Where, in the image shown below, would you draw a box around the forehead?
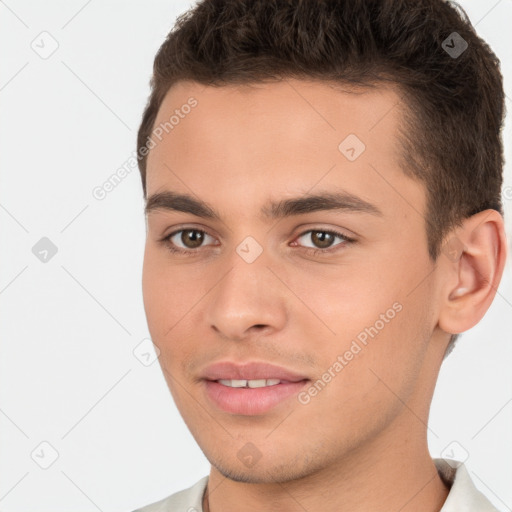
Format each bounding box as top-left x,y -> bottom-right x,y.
146,79 -> 423,220
149,79 -> 404,157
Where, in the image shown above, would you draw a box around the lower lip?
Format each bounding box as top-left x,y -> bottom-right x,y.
204,380 -> 309,415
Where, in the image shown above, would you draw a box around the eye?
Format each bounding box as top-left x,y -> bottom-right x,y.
161,228 -> 217,255
292,229 -> 355,254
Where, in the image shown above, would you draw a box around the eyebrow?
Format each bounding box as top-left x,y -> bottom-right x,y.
144,190 -> 383,220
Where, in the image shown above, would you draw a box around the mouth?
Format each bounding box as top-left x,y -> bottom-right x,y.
203,379 -> 310,415
200,360 -> 309,383
200,361 -> 310,415
216,378 -> 283,388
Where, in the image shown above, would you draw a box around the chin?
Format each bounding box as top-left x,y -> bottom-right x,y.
205,450 -> 321,484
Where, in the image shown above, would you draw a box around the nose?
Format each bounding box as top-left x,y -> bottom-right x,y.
205,252 -> 288,342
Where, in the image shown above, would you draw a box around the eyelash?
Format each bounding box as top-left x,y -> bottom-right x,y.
159,227 -> 356,257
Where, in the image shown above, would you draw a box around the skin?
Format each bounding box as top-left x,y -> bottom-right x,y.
142,78 -> 507,512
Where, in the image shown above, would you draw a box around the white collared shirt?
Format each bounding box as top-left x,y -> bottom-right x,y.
133,458 -> 499,511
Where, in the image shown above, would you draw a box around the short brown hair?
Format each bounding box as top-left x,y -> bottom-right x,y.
137,0 -> 505,262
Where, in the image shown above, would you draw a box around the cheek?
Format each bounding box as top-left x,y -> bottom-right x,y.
285,262 -> 401,347
294,304 -> 430,447
142,248 -> 187,349
289,257 -> 434,400
142,247 -> 194,329
142,257 -> 167,335
142,248 -> 208,373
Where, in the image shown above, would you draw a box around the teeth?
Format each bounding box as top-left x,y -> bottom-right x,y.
217,379 -> 281,388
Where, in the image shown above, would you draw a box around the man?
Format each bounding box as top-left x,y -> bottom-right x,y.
134,0 -> 507,510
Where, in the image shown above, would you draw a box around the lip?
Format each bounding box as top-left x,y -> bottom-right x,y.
200,361 -> 309,382
201,361 -> 310,415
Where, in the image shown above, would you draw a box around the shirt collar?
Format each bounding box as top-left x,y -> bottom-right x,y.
435,458 -> 499,511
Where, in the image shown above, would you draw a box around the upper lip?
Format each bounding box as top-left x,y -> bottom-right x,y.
201,361 -> 309,382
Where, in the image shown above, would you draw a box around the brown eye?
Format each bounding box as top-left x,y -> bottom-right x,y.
310,231 -> 336,249
293,229 -> 355,255
180,229 -> 204,249
162,228 -> 217,255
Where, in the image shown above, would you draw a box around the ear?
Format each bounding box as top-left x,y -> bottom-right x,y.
437,209 -> 508,335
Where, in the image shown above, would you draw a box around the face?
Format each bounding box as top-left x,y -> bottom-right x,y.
142,79 -> 445,483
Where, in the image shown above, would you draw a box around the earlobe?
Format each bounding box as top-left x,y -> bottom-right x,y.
438,209 -> 507,335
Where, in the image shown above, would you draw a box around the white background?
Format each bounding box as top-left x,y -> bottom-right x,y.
0,1 -> 511,511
